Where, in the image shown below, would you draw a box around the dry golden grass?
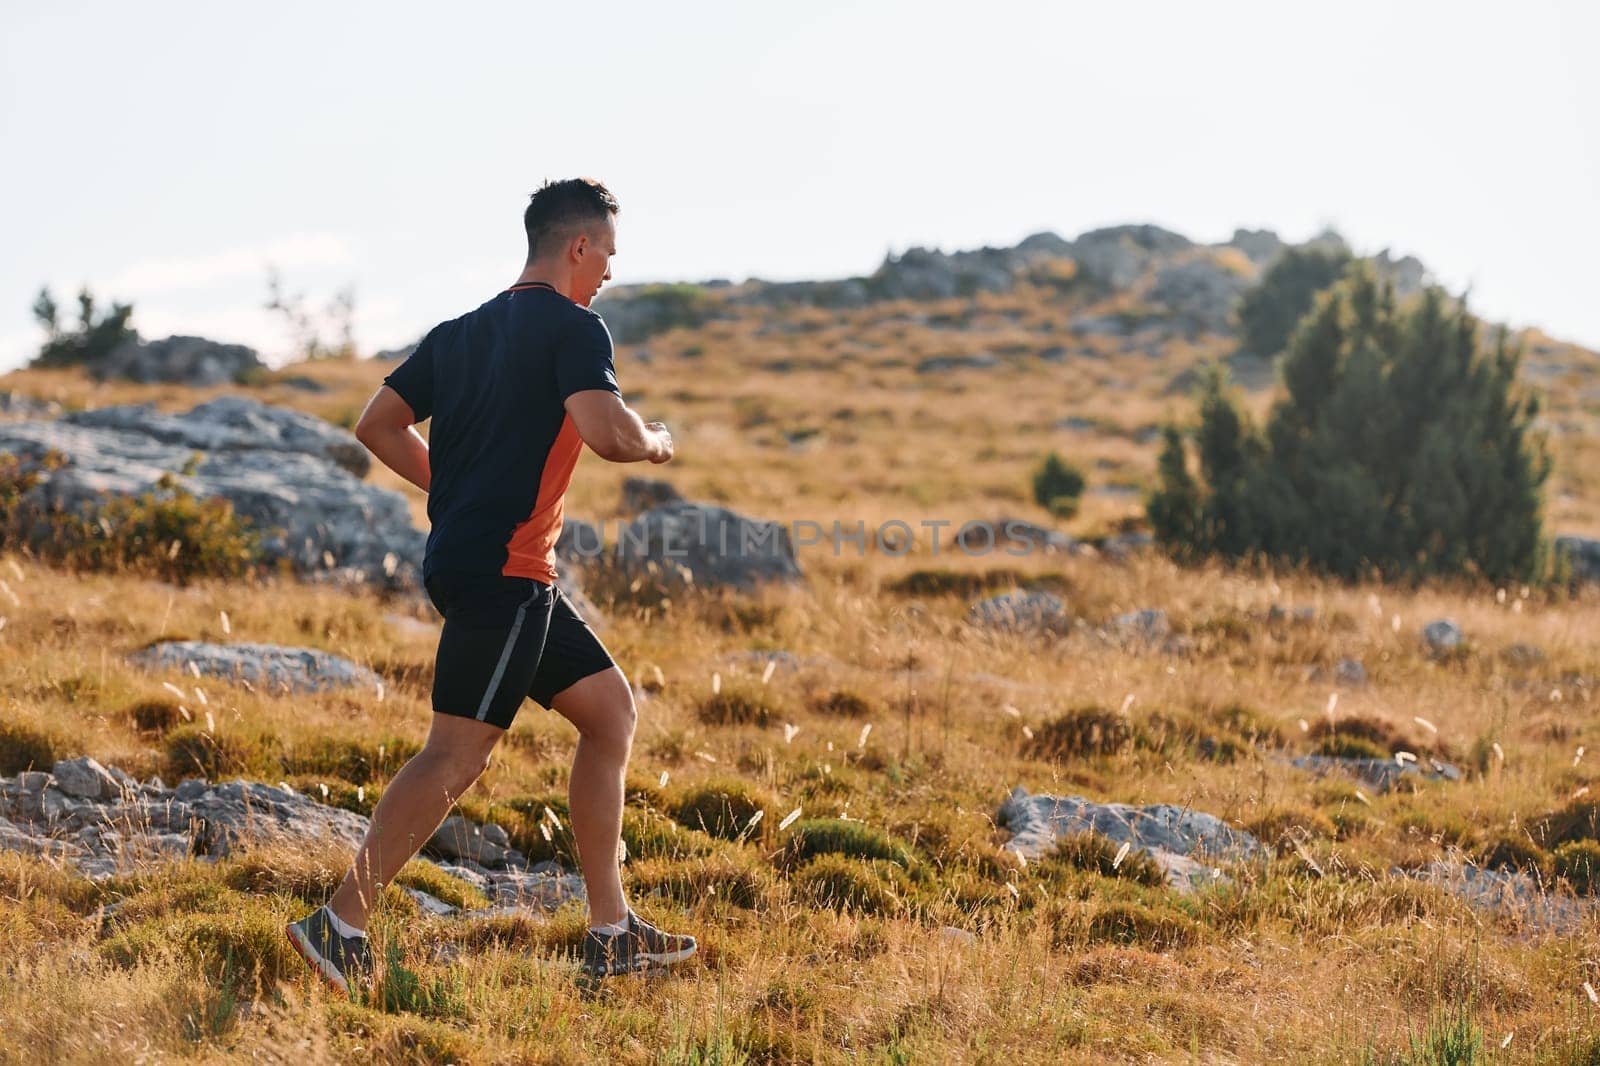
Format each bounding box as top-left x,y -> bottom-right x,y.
0,291 -> 1598,1062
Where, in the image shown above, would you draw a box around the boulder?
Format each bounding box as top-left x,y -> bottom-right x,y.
866,245 -> 1020,302
1110,609 -> 1170,643
1100,531 -> 1153,560
0,400 -> 422,589
1501,643 -> 1546,667
372,341 -> 419,362
1555,535 -> 1600,583
184,780 -> 371,858
1149,252 -> 1255,334
947,517 -> 1075,555
1291,754 -> 1462,792
128,641 -> 382,695
1267,604 -> 1317,624
1334,658 -> 1368,687
1407,860 -> 1595,933
1372,250 -> 1428,300
1068,314 -> 1134,338
915,354 -> 999,374
480,866 -> 587,910
997,785 -> 1261,892
1422,619 -> 1465,656
93,334 -> 263,387
0,764 -> 589,916
1223,228 -> 1285,267
554,517 -> 605,566
67,397 -> 369,477
967,591 -> 1069,633
1068,224 -> 1192,289
613,501 -> 802,590
50,757 -> 121,801
621,477 -> 683,514
0,391 -> 62,420
429,814 -> 509,867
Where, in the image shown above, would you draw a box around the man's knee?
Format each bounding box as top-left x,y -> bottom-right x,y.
556,669 -> 637,753
586,693 -> 636,753
419,742 -> 493,794
420,714 -> 503,792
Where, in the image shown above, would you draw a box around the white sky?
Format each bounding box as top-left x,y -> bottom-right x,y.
3,1 -> 1596,369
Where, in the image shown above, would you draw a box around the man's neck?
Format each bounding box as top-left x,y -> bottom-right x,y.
512,262 -> 576,303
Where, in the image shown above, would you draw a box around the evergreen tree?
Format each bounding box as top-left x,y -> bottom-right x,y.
30,285 -> 135,369
1032,452 -> 1086,518
1236,243 -> 1353,358
1151,261 -> 1549,583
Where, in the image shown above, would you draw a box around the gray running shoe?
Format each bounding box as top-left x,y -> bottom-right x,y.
579,908 -> 697,977
285,907 -> 372,996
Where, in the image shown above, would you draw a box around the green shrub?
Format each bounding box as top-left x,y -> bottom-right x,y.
1306,715 -> 1413,760
1045,898 -> 1201,950
324,1001 -> 477,1063
371,940 -> 466,1019
287,776 -> 381,817
1243,805 -> 1338,847
1236,243 -> 1352,359
1531,799 -> 1600,848
3,466 -> 264,585
279,735 -> 421,785
29,286 -> 135,369
697,683 -> 778,727
670,779 -> 776,840
809,688 -> 877,718
791,855 -> 903,915
781,818 -> 912,868
883,567 -> 1070,599
1138,704 -> 1278,763
165,726 -> 277,780
1151,264 -> 1550,584
220,851 -> 343,901
1031,452 -> 1086,518
0,719 -> 64,775
393,860 -> 490,911
100,896 -> 296,986
1474,830 -> 1548,876
1025,705 -> 1132,760
1552,840 -> 1600,895
622,807 -> 722,862
1036,832 -> 1165,888
1084,901 -> 1201,949
629,852 -> 777,909
125,698 -> 183,736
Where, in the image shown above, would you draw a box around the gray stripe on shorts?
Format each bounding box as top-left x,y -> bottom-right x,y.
475,588 -> 542,721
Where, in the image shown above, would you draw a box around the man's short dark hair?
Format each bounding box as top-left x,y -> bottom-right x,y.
524,178 -> 619,260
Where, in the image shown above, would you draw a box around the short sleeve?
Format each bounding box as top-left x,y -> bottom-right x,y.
382,326 -> 439,422
556,313 -> 621,402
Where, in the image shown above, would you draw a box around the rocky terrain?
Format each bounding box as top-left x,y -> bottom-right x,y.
0,221 -> 1597,1063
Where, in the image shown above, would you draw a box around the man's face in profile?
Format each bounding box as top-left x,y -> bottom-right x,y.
575,214 -> 617,307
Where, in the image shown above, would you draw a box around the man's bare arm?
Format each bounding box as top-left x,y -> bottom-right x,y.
564,390 -> 673,464
354,386 -> 431,491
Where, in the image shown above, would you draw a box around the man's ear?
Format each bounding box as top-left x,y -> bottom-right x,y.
571,233 -> 588,262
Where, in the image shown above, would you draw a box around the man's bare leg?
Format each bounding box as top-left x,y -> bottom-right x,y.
327,713 -> 505,931
549,667 -> 637,927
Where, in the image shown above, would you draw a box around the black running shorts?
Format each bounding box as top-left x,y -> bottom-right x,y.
424,572 -> 616,729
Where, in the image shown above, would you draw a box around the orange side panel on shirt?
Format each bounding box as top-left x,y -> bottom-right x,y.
502,414 -> 585,583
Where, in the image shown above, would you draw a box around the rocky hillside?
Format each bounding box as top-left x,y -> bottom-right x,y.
0,224 -> 1597,1062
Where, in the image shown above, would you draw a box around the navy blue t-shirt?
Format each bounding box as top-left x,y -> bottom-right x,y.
382,282 -> 620,584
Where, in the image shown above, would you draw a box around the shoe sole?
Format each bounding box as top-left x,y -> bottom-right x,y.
582,942 -> 698,978
285,922 -> 352,996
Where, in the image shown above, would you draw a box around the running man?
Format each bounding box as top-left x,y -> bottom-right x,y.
287,178 -> 696,991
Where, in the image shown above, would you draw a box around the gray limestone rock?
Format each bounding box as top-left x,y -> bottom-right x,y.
128,641 -> 382,696
997,785 -> 1261,892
